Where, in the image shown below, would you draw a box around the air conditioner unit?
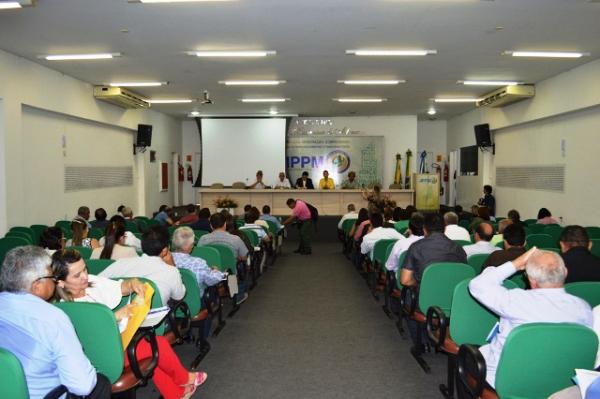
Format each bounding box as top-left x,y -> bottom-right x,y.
93,86 -> 151,109
476,85 -> 535,108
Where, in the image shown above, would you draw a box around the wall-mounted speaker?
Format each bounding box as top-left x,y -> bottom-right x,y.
474,123 -> 492,147
136,124 -> 152,147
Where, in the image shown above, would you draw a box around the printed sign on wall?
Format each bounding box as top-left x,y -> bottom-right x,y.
286,136 -> 384,188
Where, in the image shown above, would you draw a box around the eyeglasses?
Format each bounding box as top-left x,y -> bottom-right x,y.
35,275 -> 58,283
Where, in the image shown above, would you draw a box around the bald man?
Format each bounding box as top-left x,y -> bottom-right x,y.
463,222 -> 500,258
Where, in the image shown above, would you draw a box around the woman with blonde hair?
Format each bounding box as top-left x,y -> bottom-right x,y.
66,219 -> 99,249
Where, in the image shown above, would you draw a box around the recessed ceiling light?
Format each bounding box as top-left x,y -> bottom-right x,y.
334,98 -> 387,103
434,98 -> 479,103
219,80 -> 285,86
240,98 -> 287,103
190,50 -> 276,57
503,51 -> 589,58
42,53 -> 121,61
459,80 -> 520,86
147,99 -> 193,104
0,2 -> 21,9
338,80 -> 405,85
346,49 -> 436,56
109,82 -> 167,87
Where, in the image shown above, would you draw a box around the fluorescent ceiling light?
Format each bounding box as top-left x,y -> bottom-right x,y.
434,98 -> 479,103
109,82 -> 166,87
148,99 -> 193,104
346,49 -> 436,56
504,51 -> 588,58
338,80 -> 404,85
334,98 -> 386,103
43,53 -> 120,61
0,2 -> 21,9
219,80 -> 285,86
240,98 -> 287,103
191,50 -> 276,57
269,110 -> 279,115
460,80 -> 520,86
137,0 -> 232,3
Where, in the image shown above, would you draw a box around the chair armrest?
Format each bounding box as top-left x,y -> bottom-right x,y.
167,300 -> 192,341
457,344 -> 487,398
43,385 -> 67,399
127,329 -> 159,382
426,306 -> 448,349
400,285 -> 418,316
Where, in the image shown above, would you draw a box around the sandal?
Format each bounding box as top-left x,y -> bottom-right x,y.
180,372 -> 207,399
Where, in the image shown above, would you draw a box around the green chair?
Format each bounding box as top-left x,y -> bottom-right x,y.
585,226 -> 600,239
458,323 -> 598,399
178,268 -> 212,363
113,278 -> 169,336
381,241 -> 401,317
526,233 -> 557,250
9,227 -> 35,244
453,240 -> 472,247
86,258 -> 114,275
235,219 -> 245,228
565,281 -> 600,307
241,229 -> 260,249
65,246 -> 92,259
540,247 -> 561,254
527,224 -> 546,234
193,229 -> 211,241
167,226 -> 177,238
55,302 -> 158,395
54,220 -> 73,238
191,246 -> 222,269
205,244 -> 237,274
458,219 -> 471,230
523,218 -> 538,226
30,224 -> 49,245
0,347 -> 29,399
402,262 -> 475,372
467,253 -> 490,275
368,239 -> 398,299
509,271 -> 528,288
134,216 -> 151,222
544,224 -> 563,245
88,227 -> 104,240
591,239 -> 600,257
125,221 -> 140,234
0,236 -> 30,265
495,241 -> 504,249
5,231 -> 34,244
145,219 -> 160,228
394,220 -> 409,233
135,219 -> 148,233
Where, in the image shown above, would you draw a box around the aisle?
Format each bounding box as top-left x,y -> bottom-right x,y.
174,241 -> 446,398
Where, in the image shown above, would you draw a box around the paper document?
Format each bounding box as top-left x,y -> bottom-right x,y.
140,306 -> 170,328
120,283 -> 154,348
575,369 -> 600,398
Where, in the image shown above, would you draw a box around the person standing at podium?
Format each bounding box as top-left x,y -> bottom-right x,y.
295,171 -> 314,189
319,170 -> 335,190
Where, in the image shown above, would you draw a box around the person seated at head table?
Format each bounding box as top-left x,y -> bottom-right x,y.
248,170 -> 268,189
318,170 -> 335,190
295,171 -> 314,189
273,171 -> 292,189
52,249 -> 206,399
341,171 -> 359,189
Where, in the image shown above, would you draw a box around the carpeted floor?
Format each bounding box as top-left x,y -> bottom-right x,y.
139,240 -> 448,398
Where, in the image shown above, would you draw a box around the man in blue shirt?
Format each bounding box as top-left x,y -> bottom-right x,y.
259,205 -> 283,232
0,246 -> 110,399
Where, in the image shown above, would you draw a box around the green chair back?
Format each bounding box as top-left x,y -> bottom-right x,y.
5,231 -> 33,244
135,219 -> 148,233
145,219 -> 160,228
467,253 -> 490,275
586,226 -> 600,240
0,348 -> 29,399
495,241 -> 504,249
134,216 -> 151,222
565,281 -> 600,307
526,233 -> 557,250
449,279 -> 499,346
113,278 -> 165,335
590,239 -> 600,257
54,302 -> 124,384
0,237 -> 30,265
9,227 -> 35,244
527,224 -> 546,234
394,220 -> 409,233
193,230 -> 211,240
241,229 -> 260,247
206,244 -> 237,274
167,226 -> 177,238
523,219 -> 538,226
495,323 -> 598,399
509,271 -> 528,289
373,239 -> 398,265
191,246 -> 222,269
179,268 -> 202,316
418,262 -> 475,315
86,258 -> 114,275
88,227 -> 104,240
125,221 -> 140,234
265,221 -> 280,235
395,252 -> 407,290
382,241 -> 396,272
453,240 -> 472,247
235,219 -> 245,228
544,224 -> 563,245
540,247 -> 561,254
65,246 -> 92,259
54,220 -> 73,238
458,220 -> 471,230
30,224 -> 49,245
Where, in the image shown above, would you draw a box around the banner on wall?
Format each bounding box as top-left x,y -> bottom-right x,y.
414,173 -> 440,211
286,136 -> 384,188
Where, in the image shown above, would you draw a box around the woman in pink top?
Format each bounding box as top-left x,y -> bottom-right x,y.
537,207 -> 559,225
349,208 -> 370,241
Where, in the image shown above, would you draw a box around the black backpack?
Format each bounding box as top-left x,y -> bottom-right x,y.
305,202 -> 319,223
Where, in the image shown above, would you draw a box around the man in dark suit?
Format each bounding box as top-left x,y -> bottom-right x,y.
295,171 -> 314,189
560,225 -> 600,283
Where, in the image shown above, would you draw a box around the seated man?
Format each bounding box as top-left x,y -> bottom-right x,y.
260,205 -> 283,232
360,212 -> 404,259
560,225 -> 600,283
248,170 -> 267,189
482,223 -> 527,270
295,171 -> 314,189
171,227 -> 226,297
443,211 -> 471,242
74,205 -> 92,229
100,226 -> 186,305
469,248 -> 593,388
190,208 -> 212,232
178,204 -> 199,225
0,246 -> 110,399
239,207 -> 271,244
337,203 -> 357,230
154,205 -> 177,226
463,222 -> 499,257
385,212 -> 425,273
273,172 -> 291,189
490,218 -> 513,246
318,170 -> 335,190
341,171 -> 359,189
91,208 -> 109,231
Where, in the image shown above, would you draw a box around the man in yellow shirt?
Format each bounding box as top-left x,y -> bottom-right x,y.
319,170 -> 335,190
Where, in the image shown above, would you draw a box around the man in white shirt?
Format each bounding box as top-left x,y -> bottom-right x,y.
444,211 -> 471,242
337,203 -> 358,229
273,172 -> 291,189
386,212 -> 424,272
463,222 -> 500,258
100,226 -> 185,305
469,248 -> 593,388
360,213 -> 404,259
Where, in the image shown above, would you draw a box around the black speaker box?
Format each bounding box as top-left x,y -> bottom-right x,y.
474,123 -> 492,147
136,124 -> 152,147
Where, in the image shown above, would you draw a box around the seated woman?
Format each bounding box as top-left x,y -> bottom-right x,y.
51,249 -> 206,399
91,224 -> 137,260
39,226 -> 65,255
99,215 -> 142,251
66,219 -> 100,249
537,207 -> 559,225
350,208 -> 370,242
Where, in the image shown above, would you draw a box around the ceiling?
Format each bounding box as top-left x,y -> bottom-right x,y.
0,0 -> 599,120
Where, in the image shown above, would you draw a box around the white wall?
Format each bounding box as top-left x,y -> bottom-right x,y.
446,58 -> 600,225
0,49 -> 181,233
